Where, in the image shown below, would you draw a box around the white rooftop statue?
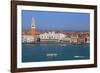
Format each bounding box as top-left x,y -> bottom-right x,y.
31,17 -> 35,28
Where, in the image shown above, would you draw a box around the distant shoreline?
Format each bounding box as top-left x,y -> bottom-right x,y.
22,42 -> 89,44
37,30 -> 90,32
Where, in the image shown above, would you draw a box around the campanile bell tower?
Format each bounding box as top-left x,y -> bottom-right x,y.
31,17 -> 36,41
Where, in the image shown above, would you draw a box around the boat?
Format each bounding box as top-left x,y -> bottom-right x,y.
74,56 -> 84,58
46,53 -> 58,57
74,56 -> 80,58
60,44 -> 66,47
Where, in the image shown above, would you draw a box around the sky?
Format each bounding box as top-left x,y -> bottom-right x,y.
22,10 -> 90,32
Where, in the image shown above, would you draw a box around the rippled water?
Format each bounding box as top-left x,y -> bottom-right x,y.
22,43 -> 90,62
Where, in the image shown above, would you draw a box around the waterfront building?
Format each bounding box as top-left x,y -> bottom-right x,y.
86,36 -> 89,43
22,35 -> 34,43
86,33 -> 90,43
70,33 -> 79,43
78,33 -> 89,44
64,37 -> 71,43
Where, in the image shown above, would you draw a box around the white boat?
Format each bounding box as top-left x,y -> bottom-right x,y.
60,44 -> 66,47
46,53 -> 58,57
74,56 -> 84,58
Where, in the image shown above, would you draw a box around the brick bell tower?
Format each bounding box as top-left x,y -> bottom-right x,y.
31,17 -> 36,41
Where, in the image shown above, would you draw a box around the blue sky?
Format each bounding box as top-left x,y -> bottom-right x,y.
22,10 -> 90,32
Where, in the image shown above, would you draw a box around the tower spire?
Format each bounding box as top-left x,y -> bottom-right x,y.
31,17 -> 35,28
31,17 -> 36,42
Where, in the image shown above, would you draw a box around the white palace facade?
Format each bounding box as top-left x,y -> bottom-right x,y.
39,32 -> 66,42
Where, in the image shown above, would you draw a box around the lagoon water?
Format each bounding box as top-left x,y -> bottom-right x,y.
22,43 -> 90,62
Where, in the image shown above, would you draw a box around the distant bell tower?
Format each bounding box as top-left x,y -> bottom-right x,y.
31,17 -> 36,41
